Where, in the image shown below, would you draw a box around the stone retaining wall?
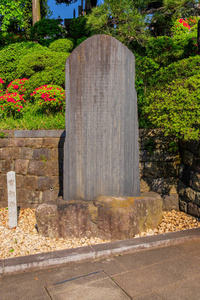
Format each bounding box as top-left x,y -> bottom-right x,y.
0,129 -> 179,209
178,140 -> 200,217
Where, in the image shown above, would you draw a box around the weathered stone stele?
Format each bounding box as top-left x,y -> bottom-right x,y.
64,34 -> 140,201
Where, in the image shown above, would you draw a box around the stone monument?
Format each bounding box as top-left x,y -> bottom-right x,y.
64,34 -> 140,200
35,35 -> 163,240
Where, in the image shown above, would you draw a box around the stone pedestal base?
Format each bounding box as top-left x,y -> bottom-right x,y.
35,194 -> 162,241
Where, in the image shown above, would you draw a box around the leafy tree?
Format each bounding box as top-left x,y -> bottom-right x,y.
86,0 -> 148,48
0,0 -> 51,36
136,0 -> 200,37
0,0 -> 25,32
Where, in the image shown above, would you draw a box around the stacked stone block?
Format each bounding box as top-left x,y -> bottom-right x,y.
139,129 -> 179,210
178,140 -> 200,217
0,130 -> 64,207
0,129 -> 179,208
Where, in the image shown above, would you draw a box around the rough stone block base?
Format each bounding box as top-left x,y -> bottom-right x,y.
35,194 -> 162,241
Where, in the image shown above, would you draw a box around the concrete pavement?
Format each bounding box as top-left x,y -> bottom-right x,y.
1,228 -> 200,299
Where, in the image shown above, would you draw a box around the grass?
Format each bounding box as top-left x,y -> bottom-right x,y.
0,104 -> 65,130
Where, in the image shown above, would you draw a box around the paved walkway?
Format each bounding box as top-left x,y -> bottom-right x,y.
1,229 -> 200,299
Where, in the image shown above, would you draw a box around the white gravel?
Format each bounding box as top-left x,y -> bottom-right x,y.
1,207 -> 200,259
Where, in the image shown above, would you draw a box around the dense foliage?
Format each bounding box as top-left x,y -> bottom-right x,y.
0,0 -> 199,140
0,42 -> 48,85
69,16 -> 91,43
0,0 -> 51,38
145,75 -> 200,141
30,19 -> 66,46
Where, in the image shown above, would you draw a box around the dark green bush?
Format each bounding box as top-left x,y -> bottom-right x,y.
31,19 -> 66,47
49,38 -> 74,53
69,16 -> 90,41
0,42 -> 48,86
146,36 -> 177,67
0,32 -> 26,49
76,36 -> 88,47
16,51 -> 70,97
145,75 -> 200,141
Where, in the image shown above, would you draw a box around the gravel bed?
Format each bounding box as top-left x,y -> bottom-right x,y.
1,207 -> 200,259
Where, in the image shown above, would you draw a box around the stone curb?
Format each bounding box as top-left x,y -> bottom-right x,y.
1,228 -> 200,275
14,130 -> 66,138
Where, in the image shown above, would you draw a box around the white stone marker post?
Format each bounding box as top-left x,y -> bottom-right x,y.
7,171 -> 18,228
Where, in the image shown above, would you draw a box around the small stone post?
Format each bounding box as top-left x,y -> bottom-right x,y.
7,171 -> 18,228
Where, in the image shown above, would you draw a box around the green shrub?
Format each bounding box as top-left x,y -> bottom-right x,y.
6,78 -> 29,95
49,38 -> 74,53
150,55 -> 200,88
0,92 -> 26,118
0,42 -> 48,86
76,36 -> 88,47
16,51 -> 70,97
30,85 -> 65,114
23,70 -> 66,99
31,19 -> 66,47
145,75 -> 200,141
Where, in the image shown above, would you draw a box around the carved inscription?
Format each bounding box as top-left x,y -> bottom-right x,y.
64,34 -> 140,201
7,171 -> 18,228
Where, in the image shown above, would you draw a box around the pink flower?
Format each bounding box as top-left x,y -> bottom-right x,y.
0,78 -> 4,84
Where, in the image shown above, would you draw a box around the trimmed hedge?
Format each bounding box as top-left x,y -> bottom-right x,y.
0,42 -> 48,86
49,38 -> 74,53
17,51 -> 70,97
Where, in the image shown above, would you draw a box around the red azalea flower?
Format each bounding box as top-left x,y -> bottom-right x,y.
0,78 -> 4,84
178,19 -> 190,29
